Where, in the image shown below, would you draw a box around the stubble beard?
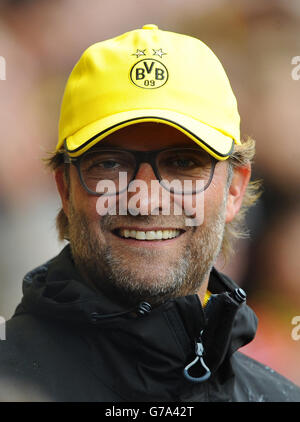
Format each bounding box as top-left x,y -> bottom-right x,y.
68,198 -> 227,307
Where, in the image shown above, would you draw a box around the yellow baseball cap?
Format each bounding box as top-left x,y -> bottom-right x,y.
57,24 -> 241,160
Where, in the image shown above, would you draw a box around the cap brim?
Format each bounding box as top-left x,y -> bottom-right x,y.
63,109 -> 239,160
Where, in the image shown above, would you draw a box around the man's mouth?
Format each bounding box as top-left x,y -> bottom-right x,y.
114,228 -> 183,241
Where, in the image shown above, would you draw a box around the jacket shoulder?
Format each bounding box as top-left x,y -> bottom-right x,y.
231,351 -> 300,402
0,313 -> 123,401
0,314 -> 57,401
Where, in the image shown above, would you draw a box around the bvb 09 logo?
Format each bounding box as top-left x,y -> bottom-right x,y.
130,59 -> 168,89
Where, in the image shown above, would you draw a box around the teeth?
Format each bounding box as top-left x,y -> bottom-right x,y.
136,231 -> 146,240
146,231 -> 156,240
162,230 -> 169,239
156,230 -> 163,240
119,229 -> 181,240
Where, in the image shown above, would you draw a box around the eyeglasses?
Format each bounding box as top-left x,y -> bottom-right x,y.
64,146 -> 217,196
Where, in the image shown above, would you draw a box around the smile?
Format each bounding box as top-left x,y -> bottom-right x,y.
115,228 -> 183,241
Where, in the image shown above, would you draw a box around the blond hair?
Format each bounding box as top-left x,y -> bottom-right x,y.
44,137 -> 262,261
222,137 -> 262,261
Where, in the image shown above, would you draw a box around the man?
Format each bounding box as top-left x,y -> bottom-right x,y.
0,24 -> 299,402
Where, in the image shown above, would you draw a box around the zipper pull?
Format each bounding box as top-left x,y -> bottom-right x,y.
183,330 -> 211,383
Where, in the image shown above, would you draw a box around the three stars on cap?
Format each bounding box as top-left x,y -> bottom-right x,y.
131,48 -> 167,58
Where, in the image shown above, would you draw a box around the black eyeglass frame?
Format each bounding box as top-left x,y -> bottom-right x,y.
63,146 -> 218,196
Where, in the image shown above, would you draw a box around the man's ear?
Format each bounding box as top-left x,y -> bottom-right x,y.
54,167 -> 70,218
225,164 -> 251,223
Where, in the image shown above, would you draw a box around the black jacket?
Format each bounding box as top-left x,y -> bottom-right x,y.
0,245 -> 299,402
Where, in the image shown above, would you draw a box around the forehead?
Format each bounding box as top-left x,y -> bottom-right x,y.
95,122 -> 197,151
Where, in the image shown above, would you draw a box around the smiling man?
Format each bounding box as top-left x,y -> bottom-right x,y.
58,122 -> 238,307
0,25 -> 300,402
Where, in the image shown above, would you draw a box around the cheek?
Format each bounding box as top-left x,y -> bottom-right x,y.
178,176 -> 227,227
70,169 -> 101,224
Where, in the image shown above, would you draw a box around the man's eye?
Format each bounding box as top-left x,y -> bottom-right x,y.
99,160 -> 120,169
164,157 -> 199,169
89,160 -> 120,170
171,159 -> 195,168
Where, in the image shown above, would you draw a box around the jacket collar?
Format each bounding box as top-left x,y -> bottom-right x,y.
15,244 -> 257,400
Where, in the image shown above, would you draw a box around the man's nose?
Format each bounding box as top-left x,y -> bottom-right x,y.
126,162 -> 161,215
117,162 -> 171,216
134,162 -> 157,184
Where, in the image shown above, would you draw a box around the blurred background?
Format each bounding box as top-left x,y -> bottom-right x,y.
0,0 -> 299,386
